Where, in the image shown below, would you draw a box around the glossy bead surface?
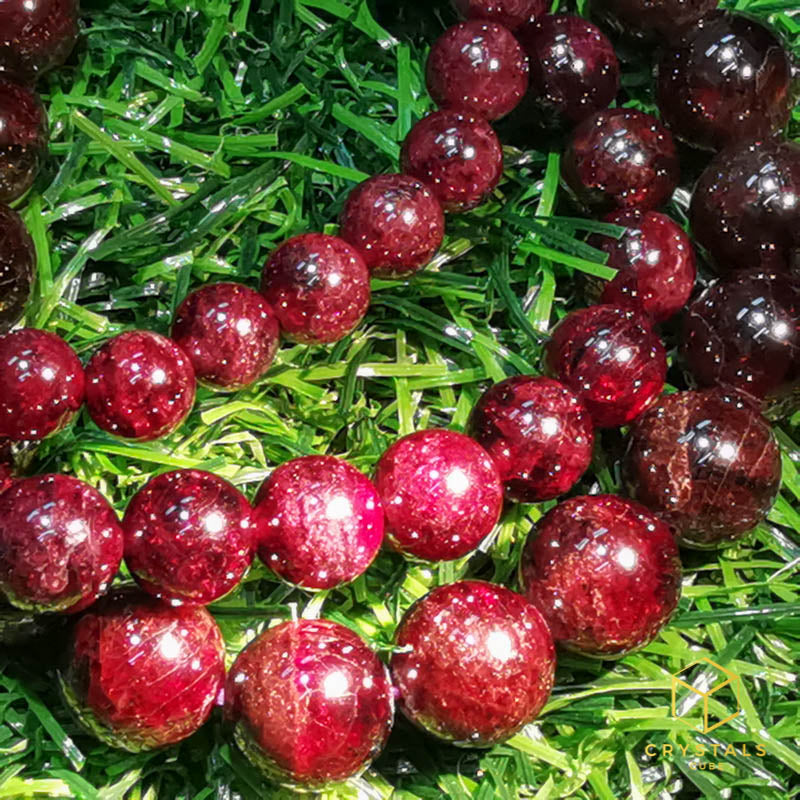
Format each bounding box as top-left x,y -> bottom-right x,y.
339,174 -> 444,278
592,0 -> 718,44
626,389 -> 781,548
0,474 -> 123,613
0,328 -> 84,441
123,469 -> 254,605
467,376 -> 594,503
545,305 -> 667,428
0,205 -> 35,333
85,330 -> 196,441
390,581 -> 555,746
401,109 -> 503,213
260,234 -> 370,345
0,438 -> 13,495
254,455 -> 383,590
520,494 -> 681,657
452,0 -> 547,30
375,429 -> 503,561
225,619 -> 393,789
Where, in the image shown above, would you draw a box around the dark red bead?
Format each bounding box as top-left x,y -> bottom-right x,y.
545,305 -> 667,428
62,593 -> 225,751
520,494 -> 681,658
0,328 -> 84,441
592,0 -> 718,44
401,109 -> 503,213
374,429 -> 503,561
0,204 -> 35,333
452,0 -> 547,30
0,438 -> 13,495
0,474 -> 123,613
657,12 -> 793,152
85,330 -> 196,441
260,233 -> 370,345
467,376 -> 594,503
123,469 -> 254,605
225,618 -> 393,788
254,455 -> 383,590
171,282 -> 279,390
390,581 -> 555,746
339,174 -> 445,278
625,389 -> 781,548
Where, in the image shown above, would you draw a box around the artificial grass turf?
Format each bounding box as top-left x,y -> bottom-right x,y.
1,0 -> 799,797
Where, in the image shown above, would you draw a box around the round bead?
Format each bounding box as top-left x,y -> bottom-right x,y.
253,455 -> 383,590
591,0 -> 718,44
85,330 -> 196,441
260,233 -> 370,345
0,328 -> 84,441
62,594 -> 225,751
171,282 -> 279,390
0,438 -> 13,495
625,389 -> 781,548
520,494 -> 681,657
374,429 -> 503,561
339,174 -> 445,278
0,474 -> 123,613
545,305 -> 667,428
467,376 -> 594,503
401,109 -> 503,213
0,204 -> 35,333
123,469 -> 254,605
390,581 -> 555,746
657,12 -> 793,152
452,0 -> 547,30
225,618 -> 393,789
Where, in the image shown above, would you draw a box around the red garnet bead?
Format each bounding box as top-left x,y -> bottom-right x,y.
339,174 -> 445,278
374,429 -> 503,561
452,0 -> 547,31
0,205 -> 35,333
260,233 -> 370,345
225,618 -> 393,789
545,305 -> 667,428
0,438 -> 13,495
592,0 -> 718,44
625,389 -> 782,548
467,376 -> 594,503
171,282 -> 279,390
0,474 -> 123,613
401,109 -> 503,213
85,330 -> 196,441
390,581 -> 555,746
62,594 -> 225,751
520,495 -> 681,658
562,108 -> 679,213
123,469 -> 254,605
254,455 -> 383,590
0,328 -> 84,441
657,12 -> 794,152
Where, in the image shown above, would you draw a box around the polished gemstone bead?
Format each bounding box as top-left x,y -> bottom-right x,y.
592,0 -> 718,44
0,204 -> 35,333
0,438 -> 13,495
452,0 -> 547,31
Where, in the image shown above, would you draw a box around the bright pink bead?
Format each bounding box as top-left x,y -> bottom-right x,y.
452,0 -> 547,30
85,330 -> 196,441
225,618 -> 394,788
0,204 -> 35,333
592,0 -> 718,44
521,494 -> 681,657
467,376 -> 594,503
375,429 -> 503,561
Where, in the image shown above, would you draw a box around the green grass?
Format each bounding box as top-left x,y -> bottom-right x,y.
2,0 -> 799,797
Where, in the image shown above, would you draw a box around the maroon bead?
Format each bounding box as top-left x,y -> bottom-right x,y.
520,495 -> 681,658
260,233 -> 370,345
0,204 -> 35,333
0,328 -> 84,441
592,0 -> 718,44
0,438 -> 13,495
657,12 -> 794,152
62,593 -> 225,751
545,305 -> 667,428
452,0 -> 547,31
467,376 -> 594,503
339,174 -> 444,278
85,330 -> 196,441
0,474 -> 123,614
171,282 -> 279,390
225,618 -> 393,788
123,469 -> 254,605
390,581 -> 555,746
401,109 -> 503,213
254,455 -> 383,590
374,429 -> 503,561
625,389 -> 781,548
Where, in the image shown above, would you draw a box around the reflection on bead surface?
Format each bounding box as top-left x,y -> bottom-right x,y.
452,0 -> 547,30
626,389 -> 781,548
0,205 -> 35,333
391,581 -> 555,746
592,0 -> 718,43
520,494 -> 681,657
225,619 -> 393,789
0,474 -> 123,613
